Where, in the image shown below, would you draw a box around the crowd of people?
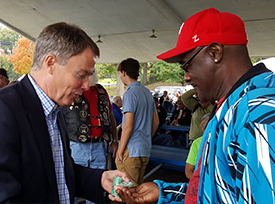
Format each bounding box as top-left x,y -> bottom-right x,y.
1,6 -> 275,204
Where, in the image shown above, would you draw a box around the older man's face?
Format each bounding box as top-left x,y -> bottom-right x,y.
117,99 -> 123,108
180,46 -> 217,103
48,47 -> 96,106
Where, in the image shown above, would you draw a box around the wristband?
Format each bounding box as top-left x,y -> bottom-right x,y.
111,139 -> 118,143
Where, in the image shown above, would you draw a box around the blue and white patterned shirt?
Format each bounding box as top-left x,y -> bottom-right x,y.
28,74 -> 70,203
154,64 -> 275,203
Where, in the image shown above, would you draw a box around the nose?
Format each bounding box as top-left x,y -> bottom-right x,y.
81,77 -> 90,91
184,72 -> 191,83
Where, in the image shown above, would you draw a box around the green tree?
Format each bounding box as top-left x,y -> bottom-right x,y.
0,27 -> 22,80
0,54 -> 21,81
148,62 -> 185,84
96,63 -> 117,80
0,27 -> 21,54
251,57 -> 262,64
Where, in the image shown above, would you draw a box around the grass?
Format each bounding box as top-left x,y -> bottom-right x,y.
104,81 -> 183,97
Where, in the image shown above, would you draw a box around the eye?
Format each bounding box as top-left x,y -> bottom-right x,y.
77,73 -> 87,80
181,63 -> 190,72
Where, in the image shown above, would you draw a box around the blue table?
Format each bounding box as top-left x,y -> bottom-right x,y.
144,145 -> 189,179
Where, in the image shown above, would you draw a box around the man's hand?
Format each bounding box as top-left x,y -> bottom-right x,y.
111,182 -> 159,204
101,170 -> 130,195
171,119 -> 178,126
109,141 -> 118,158
116,146 -> 125,161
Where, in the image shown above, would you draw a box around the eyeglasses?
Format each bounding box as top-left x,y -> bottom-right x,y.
180,46 -> 205,71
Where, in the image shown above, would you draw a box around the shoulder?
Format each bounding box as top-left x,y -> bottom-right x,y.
0,82 -> 23,105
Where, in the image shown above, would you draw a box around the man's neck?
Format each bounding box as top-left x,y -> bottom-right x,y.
125,78 -> 137,86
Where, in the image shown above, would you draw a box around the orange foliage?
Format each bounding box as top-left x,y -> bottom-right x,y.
8,38 -> 34,75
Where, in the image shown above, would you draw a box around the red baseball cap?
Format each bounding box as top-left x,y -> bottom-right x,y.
157,8 -> 248,62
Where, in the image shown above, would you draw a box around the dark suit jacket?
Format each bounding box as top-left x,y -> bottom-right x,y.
0,76 -> 105,203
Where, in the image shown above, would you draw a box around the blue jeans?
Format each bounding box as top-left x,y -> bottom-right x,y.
70,141 -> 106,204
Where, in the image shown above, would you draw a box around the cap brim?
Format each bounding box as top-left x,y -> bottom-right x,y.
157,47 -> 185,63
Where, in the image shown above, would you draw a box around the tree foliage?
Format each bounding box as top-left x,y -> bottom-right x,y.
251,57 -> 262,64
147,62 -> 185,84
0,55 -> 21,80
0,27 -> 22,80
0,27 -> 20,54
8,38 -> 34,75
94,61 -> 185,84
96,63 -> 117,80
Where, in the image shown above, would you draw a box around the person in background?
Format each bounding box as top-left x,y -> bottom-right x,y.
153,96 -> 167,126
181,89 -> 214,143
112,95 -> 123,128
169,98 -> 192,147
152,96 -> 174,147
0,68 -> 9,89
171,92 -> 180,113
160,90 -> 173,113
170,98 -> 192,126
113,8 -> 275,204
185,113 -> 210,179
172,92 -> 180,105
112,95 -> 123,140
0,22 -> 128,203
115,58 -> 159,186
62,70 -> 119,204
159,90 -> 170,105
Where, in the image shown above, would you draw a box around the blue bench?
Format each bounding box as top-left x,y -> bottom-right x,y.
159,125 -> 190,132
144,145 -> 189,179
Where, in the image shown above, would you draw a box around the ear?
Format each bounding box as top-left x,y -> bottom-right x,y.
207,42 -> 223,63
44,54 -> 57,75
121,70 -> 127,77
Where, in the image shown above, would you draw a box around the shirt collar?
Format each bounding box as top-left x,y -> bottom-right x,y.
127,81 -> 140,90
225,63 -> 270,101
210,63 -> 270,117
28,74 -> 60,117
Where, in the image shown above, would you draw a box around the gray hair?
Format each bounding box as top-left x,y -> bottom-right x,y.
113,96 -> 122,104
31,22 -> 99,70
200,113 -> 211,127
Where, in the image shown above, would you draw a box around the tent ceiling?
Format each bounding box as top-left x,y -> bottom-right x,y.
1,0 -> 275,63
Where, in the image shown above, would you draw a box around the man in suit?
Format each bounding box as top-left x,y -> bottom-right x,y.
0,22 -> 128,203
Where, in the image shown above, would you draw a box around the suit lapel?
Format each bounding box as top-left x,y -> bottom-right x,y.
20,76 -> 59,196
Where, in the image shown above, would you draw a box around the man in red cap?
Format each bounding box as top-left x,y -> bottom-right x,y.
111,8 -> 275,204
0,68 -> 9,89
